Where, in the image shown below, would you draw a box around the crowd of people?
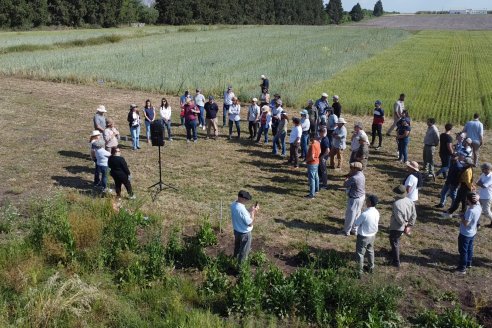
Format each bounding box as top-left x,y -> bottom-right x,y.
87,75 -> 490,276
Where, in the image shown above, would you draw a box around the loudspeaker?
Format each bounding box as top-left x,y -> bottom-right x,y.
150,121 -> 165,147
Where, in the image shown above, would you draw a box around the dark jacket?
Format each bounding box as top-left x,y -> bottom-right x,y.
108,155 -> 130,180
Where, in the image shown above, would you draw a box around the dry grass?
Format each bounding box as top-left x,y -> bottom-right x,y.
0,76 -> 491,322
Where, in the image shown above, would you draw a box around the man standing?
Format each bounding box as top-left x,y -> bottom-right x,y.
463,113 -> 484,167
271,99 -> 283,147
305,100 -> 318,138
305,136 -> 321,199
204,96 -> 219,139
326,107 -> 338,146
299,110 -> 311,160
247,98 -> 260,140
355,134 -> 370,170
230,190 -> 259,264
370,100 -> 384,150
223,86 -> 235,127
354,195 -> 379,275
456,192 -> 481,274
93,105 -> 107,132
388,185 -> 417,268
349,122 -> 368,163
315,92 -> 330,126
260,74 -> 269,93
342,161 -> 366,236
195,89 -> 206,130
332,95 -> 342,118
288,117 -> 302,168
330,118 -> 347,169
386,93 -> 405,136
423,118 -> 440,179
476,162 -> 492,227
436,123 -> 454,179
318,127 -> 330,189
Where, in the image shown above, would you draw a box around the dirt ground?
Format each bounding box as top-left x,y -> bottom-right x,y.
0,76 -> 491,324
351,14 -> 492,30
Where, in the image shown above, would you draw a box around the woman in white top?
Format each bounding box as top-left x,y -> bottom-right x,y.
228,97 -> 241,139
127,104 -> 141,150
159,98 -> 173,141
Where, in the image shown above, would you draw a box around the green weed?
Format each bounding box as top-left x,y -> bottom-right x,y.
414,306 -> 483,328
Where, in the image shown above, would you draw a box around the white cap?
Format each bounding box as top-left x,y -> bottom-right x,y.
321,93 -> 328,98
96,105 -> 107,113
333,95 -> 339,100
261,74 -> 266,79
90,130 -> 101,137
252,98 -> 258,102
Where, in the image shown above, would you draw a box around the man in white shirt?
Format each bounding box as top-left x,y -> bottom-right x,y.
247,98 -> 260,140
195,89 -> 206,129
463,113 -> 484,167
386,93 -> 405,135
230,190 -> 259,263
223,86 -> 235,127
354,195 -> 379,275
477,162 -> 492,227
404,161 -> 420,202
288,117 -> 302,168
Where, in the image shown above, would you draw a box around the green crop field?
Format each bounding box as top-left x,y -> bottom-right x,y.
305,30 -> 492,127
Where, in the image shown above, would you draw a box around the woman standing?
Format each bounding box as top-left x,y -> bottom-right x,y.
159,98 -> 173,141
260,88 -> 270,107
95,142 -> 111,192
103,118 -> 120,151
273,111 -> 288,156
228,97 -> 241,140
108,148 -> 135,199
143,99 -> 156,144
256,105 -> 271,144
184,97 -> 200,142
330,118 -> 347,169
90,130 -> 102,186
127,104 -> 141,150
396,118 -> 411,163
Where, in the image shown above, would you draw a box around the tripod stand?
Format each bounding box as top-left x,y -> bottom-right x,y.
148,145 -> 177,200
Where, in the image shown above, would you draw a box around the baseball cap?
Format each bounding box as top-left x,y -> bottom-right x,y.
375,100 -> 382,105
208,95 -> 214,100
238,190 -> 252,200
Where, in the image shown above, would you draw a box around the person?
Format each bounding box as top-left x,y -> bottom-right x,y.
127,104 -> 141,150
305,100 -> 318,138
103,118 -> 119,151
179,90 -> 190,127
159,98 -> 173,141
349,122 -> 368,164
326,107 -> 338,146
318,127 -> 330,189
299,110 -> 311,160
462,113 -> 484,167
143,100 -> 156,144
93,105 -> 107,132
386,93 -> 405,135
388,185 -> 417,268
315,92 -> 330,126
260,74 -> 269,93
305,136 -> 321,199
332,95 -> 342,118
445,157 -> 475,217
396,117 -> 411,163
454,132 -> 466,156
330,118 -> 347,169
476,162 -> 492,227
355,134 -> 369,170
89,131 -> 103,186
259,88 -> 270,107
95,142 -> 111,192
247,98 -> 260,140
288,117 -> 302,168
459,138 -> 473,159
256,105 -> 271,144
204,96 -> 219,139
273,111 -> 288,157
436,123 -> 454,179
269,93 -> 281,111
456,192 -> 482,274
435,154 -> 461,208
370,100 -> 384,150
423,118 -> 440,179
195,89 -> 206,130
223,86 -> 235,127
231,190 -> 259,263
354,195 -> 379,275
108,148 -> 135,199
342,161 -> 366,236
228,97 -> 241,140
271,99 -> 283,145
403,161 -> 422,203
183,97 -> 200,143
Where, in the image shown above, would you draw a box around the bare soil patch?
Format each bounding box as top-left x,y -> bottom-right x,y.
1,76 -> 491,324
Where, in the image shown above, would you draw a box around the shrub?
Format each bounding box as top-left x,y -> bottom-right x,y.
201,262 -> 230,295
144,234 -> 166,280
249,250 -> 268,267
0,202 -> 19,234
196,217 -> 218,247
228,264 -> 262,316
164,226 -> 184,266
414,306 -> 483,328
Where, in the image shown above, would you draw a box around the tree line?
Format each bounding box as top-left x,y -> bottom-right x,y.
0,0 -> 386,29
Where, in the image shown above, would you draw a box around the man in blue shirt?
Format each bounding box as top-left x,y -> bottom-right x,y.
456,192 -> 482,274
462,113 -> 484,167
231,190 -> 259,263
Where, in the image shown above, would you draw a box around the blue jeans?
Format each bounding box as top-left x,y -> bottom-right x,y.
398,137 -> 409,162
185,119 -> 197,141
130,125 -> 140,149
161,119 -> 172,139
144,120 -> 151,140
307,164 -> 319,197
439,183 -> 458,206
272,132 -> 286,155
93,160 -> 101,185
180,115 -> 184,126
98,165 -> 108,189
198,106 -> 205,126
458,233 -> 475,271
256,124 -> 269,143
223,104 -> 230,126
301,133 -> 309,158
229,120 -> 240,138
436,153 -> 451,178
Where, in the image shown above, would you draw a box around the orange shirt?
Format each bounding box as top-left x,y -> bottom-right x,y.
306,140 -> 321,165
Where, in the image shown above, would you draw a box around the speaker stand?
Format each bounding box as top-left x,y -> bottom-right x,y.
148,145 -> 177,201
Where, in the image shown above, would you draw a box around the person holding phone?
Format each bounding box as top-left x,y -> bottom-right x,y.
230,190 -> 259,264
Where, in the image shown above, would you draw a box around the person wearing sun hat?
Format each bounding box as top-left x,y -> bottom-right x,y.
273,111 -> 289,156
223,86 -> 235,127
332,95 -> 342,118
89,130 -> 103,186
256,105 -> 271,144
260,74 -> 269,93
93,105 -> 107,132
247,97 -> 261,140
299,109 -> 311,160
403,161 -> 422,202
330,117 -> 347,169
341,161 -> 366,236
315,92 -> 331,126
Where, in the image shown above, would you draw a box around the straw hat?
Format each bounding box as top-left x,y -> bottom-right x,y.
337,118 -> 347,124
90,130 -> 101,137
96,105 -> 107,113
406,161 -> 420,172
350,162 -> 363,170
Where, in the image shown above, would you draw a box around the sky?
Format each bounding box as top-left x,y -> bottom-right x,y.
340,0 -> 490,13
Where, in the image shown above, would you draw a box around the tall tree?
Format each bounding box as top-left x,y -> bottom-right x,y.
349,3 -> 364,22
373,0 -> 383,17
326,0 -> 343,24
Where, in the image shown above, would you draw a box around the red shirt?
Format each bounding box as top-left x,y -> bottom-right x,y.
184,104 -> 198,122
307,140 -> 321,165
